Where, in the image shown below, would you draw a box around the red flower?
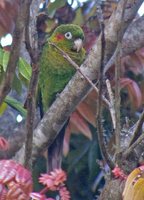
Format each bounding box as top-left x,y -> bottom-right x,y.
0,184 -> 7,200
59,186 -> 71,200
0,137 -> 9,151
112,166 -> 127,180
0,160 -> 33,199
30,192 -> 46,200
39,169 -> 71,199
6,182 -> 29,200
39,169 -> 67,190
30,192 -> 55,200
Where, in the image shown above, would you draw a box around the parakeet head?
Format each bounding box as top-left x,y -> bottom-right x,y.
49,24 -> 85,53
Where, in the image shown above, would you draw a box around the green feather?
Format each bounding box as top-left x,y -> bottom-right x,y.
39,24 -> 86,112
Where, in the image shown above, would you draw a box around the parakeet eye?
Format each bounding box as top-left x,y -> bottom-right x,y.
64,32 -> 72,40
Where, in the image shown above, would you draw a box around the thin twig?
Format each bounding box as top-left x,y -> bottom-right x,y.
24,2 -> 39,170
115,44 -> 121,151
0,0 -> 34,105
14,0 -> 144,165
24,63 -> 39,170
128,110 -> 144,147
49,42 -> 110,108
96,4 -> 115,170
49,40 -> 114,169
104,47 -> 119,74
0,1 -> 30,105
106,79 -> 116,129
104,17 -> 144,74
124,132 -> 144,158
114,0 -> 128,152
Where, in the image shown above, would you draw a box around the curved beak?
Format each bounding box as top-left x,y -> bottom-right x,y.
73,38 -> 83,52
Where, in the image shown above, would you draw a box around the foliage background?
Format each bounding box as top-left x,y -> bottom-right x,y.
0,0 -> 144,199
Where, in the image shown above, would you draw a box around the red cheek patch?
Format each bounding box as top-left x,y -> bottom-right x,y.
55,34 -> 64,41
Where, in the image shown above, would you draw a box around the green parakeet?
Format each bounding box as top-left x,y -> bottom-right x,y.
39,24 -> 86,171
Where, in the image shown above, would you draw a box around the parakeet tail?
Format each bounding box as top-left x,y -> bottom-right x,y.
48,120 -> 68,172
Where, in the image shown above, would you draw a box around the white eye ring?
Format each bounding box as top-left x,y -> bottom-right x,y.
64,32 -> 72,39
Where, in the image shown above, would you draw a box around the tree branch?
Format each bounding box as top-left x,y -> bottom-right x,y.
129,111 -> 144,146
104,0 -> 143,70
106,79 -> 116,129
13,0 -> 144,164
104,15 -> 144,74
124,132 -> 144,158
49,42 -> 110,108
24,1 -> 39,170
48,43 -> 116,165
0,0 -> 32,105
114,0 -> 129,152
123,111 -> 144,157
1,17 -> 143,160
96,5 -> 115,169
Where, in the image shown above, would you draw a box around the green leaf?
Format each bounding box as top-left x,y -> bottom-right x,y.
0,47 -> 4,66
88,142 -> 99,172
18,57 -> 32,81
72,8 -> 84,25
18,73 -> 29,88
0,48 -> 5,83
12,73 -> 22,94
47,0 -> 66,18
0,102 -> 7,115
0,65 -> 4,83
2,50 -> 10,71
68,141 -> 91,172
4,96 -> 27,117
88,141 -> 101,182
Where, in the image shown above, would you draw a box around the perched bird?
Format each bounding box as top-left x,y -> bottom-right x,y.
39,24 -> 86,171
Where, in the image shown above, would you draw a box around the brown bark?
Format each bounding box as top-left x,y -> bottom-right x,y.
13,0 -> 144,164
